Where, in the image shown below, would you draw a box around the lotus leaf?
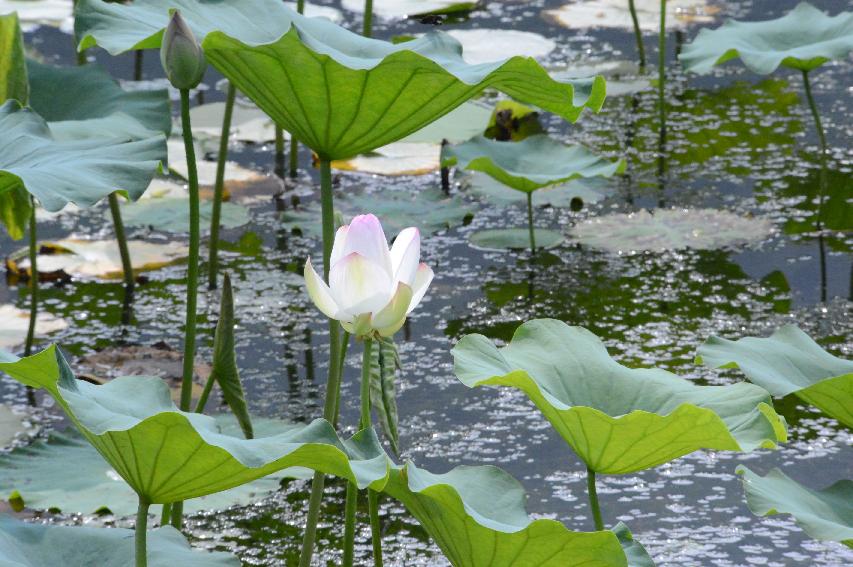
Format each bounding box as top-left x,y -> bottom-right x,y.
10,238 -> 189,280
469,228 -> 564,251
452,319 -> 787,474
0,416 -> 312,516
284,1 -> 342,23
0,404 -> 28,448
0,101 -> 164,222
282,188 -> 472,236
545,0 -> 717,32
340,0 -> 477,20
0,515 -> 239,566
0,0 -> 72,32
681,3 -> 853,75
382,462 -> 655,566
0,304 -> 67,350
462,172 -> 613,208
736,466 -> 853,548
442,135 -> 624,193
167,138 -> 265,186
569,209 -> 773,254
697,325 -> 853,428
429,29 -> 555,65
0,346 -> 390,502
119,198 -> 250,233
26,59 -> 171,140
184,99 -> 281,144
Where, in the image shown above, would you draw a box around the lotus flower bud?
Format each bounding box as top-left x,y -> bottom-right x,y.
160,11 -> 206,90
304,214 -> 434,339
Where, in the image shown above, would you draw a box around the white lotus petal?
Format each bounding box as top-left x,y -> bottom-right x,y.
341,214 -> 393,276
373,283 -> 413,334
304,258 -> 341,319
390,227 -> 420,285
330,225 -> 350,269
407,263 -> 434,314
330,252 -> 394,317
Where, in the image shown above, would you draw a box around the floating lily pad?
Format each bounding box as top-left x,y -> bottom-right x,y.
545,0 -> 718,32
282,188 -> 472,236
452,319 -> 787,474
0,404 -> 28,448
553,60 -> 652,97
0,101 -> 164,238
462,172 -> 613,208
340,0 -> 477,20
469,228 -> 564,251
9,238 -> 189,280
167,138 -> 265,186
0,346 -> 390,503
0,415 -> 309,516
0,516 -> 239,566
681,2 -> 853,75
0,304 -> 67,350
570,209 -> 773,254
119,197 -> 250,233
736,466 -> 853,548
141,178 -> 189,200
442,134 -> 625,193
183,99 -> 283,144
436,29 -> 556,65
383,462 -> 655,566
697,325 -> 853,428
399,100 -> 492,145
0,0 -> 72,32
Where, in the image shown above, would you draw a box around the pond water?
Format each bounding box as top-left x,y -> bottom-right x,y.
1,0 -> 851,566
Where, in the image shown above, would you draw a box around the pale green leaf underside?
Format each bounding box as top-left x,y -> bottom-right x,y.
0,346 -> 389,503
452,319 -> 786,474
697,325 -> 853,428
462,171 -> 614,208
737,466 -> 853,548
119,198 -> 250,233
0,101 -> 163,212
75,0 -> 605,159
681,2 -> 853,74
442,135 -> 625,193
469,228 -> 564,251
0,516 -> 239,566
382,462 -> 653,566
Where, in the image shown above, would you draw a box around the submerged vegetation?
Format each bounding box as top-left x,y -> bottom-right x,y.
0,1 -> 850,566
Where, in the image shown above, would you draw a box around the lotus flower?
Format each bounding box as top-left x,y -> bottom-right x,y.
304,214 -> 433,338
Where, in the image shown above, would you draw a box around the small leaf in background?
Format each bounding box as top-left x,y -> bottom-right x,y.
370,337 -> 400,455
208,273 -> 253,439
483,100 -> 544,142
0,13 -> 28,104
0,186 -> 32,241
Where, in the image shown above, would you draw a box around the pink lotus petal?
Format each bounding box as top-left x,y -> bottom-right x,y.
342,214 -> 392,276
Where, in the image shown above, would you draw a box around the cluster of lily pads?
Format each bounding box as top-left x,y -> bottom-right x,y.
0,0 -> 850,566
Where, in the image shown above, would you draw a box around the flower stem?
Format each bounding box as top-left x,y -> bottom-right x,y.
363,0 -> 374,37
207,81 -> 237,290
586,466 -> 604,531
628,0 -> 646,72
274,126 -> 286,178
801,70 -> 828,302
172,88 -> 201,530
136,496 -> 150,567
298,158 -> 344,567
368,490 -> 384,566
360,339 -> 372,428
24,198 -> 37,357
343,481 -> 358,567
107,192 -> 135,291
656,0 -> 667,208
526,192 -> 536,257
361,339 -> 384,566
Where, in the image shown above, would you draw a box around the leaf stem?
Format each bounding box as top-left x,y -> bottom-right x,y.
333,331 -> 351,423
628,0 -> 646,72
343,481 -> 358,567
363,0 -> 374,37
172,88 -> 201,530
526,192 -> 536,257
801,70 -> 828,302
274,126 -> 285,178
136,496 -> 150,567
108,192 -> 135,292
208,81 -> 237,290
586,466 -> 604,531
368,490 -> 384,567
299,158 -> 344,567
657,0 -> 667,208
24,198 -> 37,358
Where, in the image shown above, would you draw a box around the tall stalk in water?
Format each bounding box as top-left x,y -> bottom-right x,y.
628,0 -> 646,71
207,81 -> 237,289
801,70 -> 828,302
656,0 -> 667,208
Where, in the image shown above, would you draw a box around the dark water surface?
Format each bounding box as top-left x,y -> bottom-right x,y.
2,0 -> 851,565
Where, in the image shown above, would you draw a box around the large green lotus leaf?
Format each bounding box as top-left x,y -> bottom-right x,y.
0,416 -> 311,516
382,462 -> 654,567
681,2 -> 853,75
282,187 -> 472,237
0,346 -> 390,503
119,197 -> 250,233
442,135 -> 624,193
76,0 -> 604,159
697,325 -> 853,428
737,466 -> 853,548
0,515 -> 239,566
0,101 -> 164,214
26,59 -> 171,140
452,319 -> 787,474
